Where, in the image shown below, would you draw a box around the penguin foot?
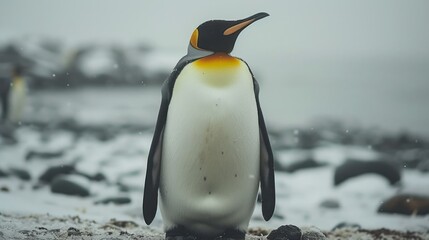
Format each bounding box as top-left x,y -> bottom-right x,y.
166,237 -> 198,240
165,227 -> 245,240
165,226 -> 198,240
214,229 -> 245,240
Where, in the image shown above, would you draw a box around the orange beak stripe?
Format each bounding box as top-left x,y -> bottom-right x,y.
223,19 -> 255,36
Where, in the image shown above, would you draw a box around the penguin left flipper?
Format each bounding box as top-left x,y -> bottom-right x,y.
143,61 -> 190,225
252,77 -> 276,221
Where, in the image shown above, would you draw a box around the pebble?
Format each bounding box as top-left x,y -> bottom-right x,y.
267,224 -> 301,240
67,227 -> 81,236
301,226 -> 327,240
77,172 -> 106,182
319,199 -> 340,209
95,197 -> 131,205
25,150 -> 65,161
332,222 -> 361,230
282,158 -> 326,173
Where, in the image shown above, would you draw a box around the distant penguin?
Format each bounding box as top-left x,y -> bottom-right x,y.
0,75 -> 11,121
143,13 -> 275,239
8,65 -> 28,123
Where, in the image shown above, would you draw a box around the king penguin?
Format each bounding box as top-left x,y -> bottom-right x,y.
143,12 -> 275,239
0,65 -> 27,123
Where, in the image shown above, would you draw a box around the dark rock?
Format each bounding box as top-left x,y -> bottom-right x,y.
50,175 -> 90,197
1,186 -> 9,192
417,160 -> 429,173
91,172 -> 106,181
334,159 -> 401,186
117,183 -> 131,192
76,171 -> 106,182
95,196 -> 131,205
267,225 -> 301,240
32,182 -> 45,190
281,158 -> 326,173
39,164 -> 75,183
9,168 -> 31,181
301,226 -> 327,240
0,169 -> 8,178
26,150 -> 64,161
96,130 -> 115,142
275,129 -> 321,150
378,194 -> 429,216
116,181 -> 141,192
332,222 -> 361,230
67,227 -> 81,236
319,199 -> 340,209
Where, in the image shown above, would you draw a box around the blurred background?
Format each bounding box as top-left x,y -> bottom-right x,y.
0,0 -> 428,234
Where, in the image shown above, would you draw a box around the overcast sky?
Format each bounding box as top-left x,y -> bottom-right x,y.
1,0 -> 429,58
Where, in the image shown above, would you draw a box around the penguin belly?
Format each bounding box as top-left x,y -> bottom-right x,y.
160,57 -> 260,236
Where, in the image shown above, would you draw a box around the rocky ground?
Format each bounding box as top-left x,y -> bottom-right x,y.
1,213 -> 429,240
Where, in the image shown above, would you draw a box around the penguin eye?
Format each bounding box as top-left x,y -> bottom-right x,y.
190,29 -> 200,49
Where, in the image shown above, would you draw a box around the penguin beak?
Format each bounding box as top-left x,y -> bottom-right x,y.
223,12 -> 269,36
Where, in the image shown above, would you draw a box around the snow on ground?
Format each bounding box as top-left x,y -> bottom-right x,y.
262,169 -> 429,231
1,87 -> 429,239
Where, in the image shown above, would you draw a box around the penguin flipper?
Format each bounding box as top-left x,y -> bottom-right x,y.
142,99 -> 167,224
253,78 -> 276,221
143,74 -> 176,224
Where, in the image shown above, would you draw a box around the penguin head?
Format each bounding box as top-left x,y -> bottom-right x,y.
12,65 -> 23,77
189,12 -> 269,54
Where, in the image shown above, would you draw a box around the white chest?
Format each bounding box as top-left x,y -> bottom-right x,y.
159,58 -> 261,235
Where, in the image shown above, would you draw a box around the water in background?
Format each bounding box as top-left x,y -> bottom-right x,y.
249,53 -> 429,137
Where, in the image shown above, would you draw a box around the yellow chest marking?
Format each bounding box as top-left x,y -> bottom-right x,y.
189,53 -> 243,87
194,53 -> 240,69
13,77 -> 23,85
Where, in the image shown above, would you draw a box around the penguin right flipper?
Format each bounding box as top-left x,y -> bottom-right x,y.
143,61 -> 191,225
142,88 -> 168,225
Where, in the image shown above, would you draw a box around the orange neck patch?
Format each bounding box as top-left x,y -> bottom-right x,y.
194,53 -> 240,69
